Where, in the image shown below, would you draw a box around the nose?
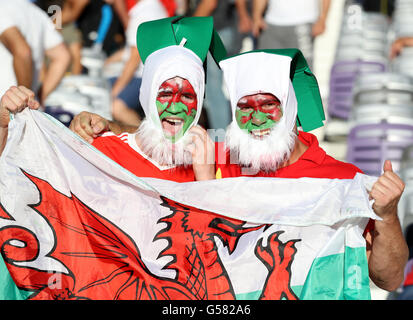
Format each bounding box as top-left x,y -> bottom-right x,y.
251,112 -> 266,126
167,102 -> 180,114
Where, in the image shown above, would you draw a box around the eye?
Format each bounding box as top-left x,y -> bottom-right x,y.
237,105 -> 254,113
157,92 -> 173,99
261,103 -> 277,111
182,93 -> 195,102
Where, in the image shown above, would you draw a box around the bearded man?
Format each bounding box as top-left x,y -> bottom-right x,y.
214,49 -> 408,293
0,16 -> 226,183
215,49 -> 360,179
68,47 -> 409,293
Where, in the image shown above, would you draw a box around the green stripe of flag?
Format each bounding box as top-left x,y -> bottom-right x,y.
0,256 -> 30,300
236,247 -> 370,300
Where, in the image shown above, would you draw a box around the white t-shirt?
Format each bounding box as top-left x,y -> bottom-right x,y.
265,0 -> 320,26
124,0 -> 168,78
0,0 -> 63,97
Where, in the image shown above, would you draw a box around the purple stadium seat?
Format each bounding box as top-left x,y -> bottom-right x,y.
346,122 -> 413,176
44,106 -> 75,127
328,60 -> 386,120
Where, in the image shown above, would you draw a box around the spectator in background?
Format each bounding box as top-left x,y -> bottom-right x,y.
74,0 -> 127,56
35,0 -> 84,75
108,0 -> 170,126
189,0 -> 250,132
252,0 -> 331,67
0,0 -> 70,104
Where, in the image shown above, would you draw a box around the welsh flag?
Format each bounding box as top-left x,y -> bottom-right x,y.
0,110 -> 379,300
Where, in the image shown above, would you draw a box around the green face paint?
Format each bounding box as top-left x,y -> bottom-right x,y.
157,100 -> 197,142
235,93 -> 282,139
156,77 -> 198,143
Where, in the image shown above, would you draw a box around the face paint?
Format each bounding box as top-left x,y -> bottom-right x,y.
235,93 -> 282,139
156,77 -> 197,142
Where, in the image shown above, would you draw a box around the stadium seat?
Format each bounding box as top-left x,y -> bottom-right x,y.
346,122 -> 413,176
328,60 -> 386,120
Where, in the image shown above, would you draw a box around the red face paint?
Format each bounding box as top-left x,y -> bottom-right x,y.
236,93 -> 283,137
156,77 -> 198,142
156,77 -> 197,117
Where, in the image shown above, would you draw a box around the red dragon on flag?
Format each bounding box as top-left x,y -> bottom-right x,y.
0,170 -> 301,300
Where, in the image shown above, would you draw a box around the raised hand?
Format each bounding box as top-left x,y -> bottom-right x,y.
69,111 -> 110,144
186,126 -> 215,181
0,86 -> 40,128
370,160 -> 405,222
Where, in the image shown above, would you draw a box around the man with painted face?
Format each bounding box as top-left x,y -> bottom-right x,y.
66,48 -> 408,292
215,49 -> 408,293
92,45 -> 208,182
216,49 -> 357,178
98,16 -> 225,182
0,16 -> 226,183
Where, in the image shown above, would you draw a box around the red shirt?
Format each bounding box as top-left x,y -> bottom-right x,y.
404,259 -> 413,286
216,131 -> 363,179
92,132 -> 195,183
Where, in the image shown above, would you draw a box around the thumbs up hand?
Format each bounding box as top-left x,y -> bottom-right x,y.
369,160 -> 405,221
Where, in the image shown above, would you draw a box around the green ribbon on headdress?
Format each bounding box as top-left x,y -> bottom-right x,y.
259,49 -> 325,132
136,16 -> 227,65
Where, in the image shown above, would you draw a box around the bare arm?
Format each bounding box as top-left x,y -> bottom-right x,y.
111,0 -> 129,30
40,43 -> 71,104
0,27 -> 33,89
366,160 -> 409,291
235,0 -> 253,34
61,0 -> 90,25
252,0 -> 268,37
111,46 -> 140,98
319,0 -> 331,22
69,111 -> 139,143
192,0 -> 218,16
312,0 -> 331,37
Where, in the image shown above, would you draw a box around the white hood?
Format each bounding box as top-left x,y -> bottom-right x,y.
139,45 -> 205,139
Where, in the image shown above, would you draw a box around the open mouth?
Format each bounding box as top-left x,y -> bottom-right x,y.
251,128 -> 271,139
162,117 -> 184,137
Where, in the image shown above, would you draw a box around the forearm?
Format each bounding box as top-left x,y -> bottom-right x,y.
368,215 -> 409,291
252,0 -> 268,21
235,0 -> 251,19
192,0 -> 218,16
112,47 -> 139,93
0,125 -> 8,156
41,56 -> 70,103
13,54 -> 33,89
112,0 -> 129,29
108,120 -> 139,134
61,0 -> 89,24
319,0 -> 331,21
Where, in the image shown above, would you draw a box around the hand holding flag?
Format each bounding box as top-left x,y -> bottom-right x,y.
1,86 -> 40,128
69,111 -> 110,144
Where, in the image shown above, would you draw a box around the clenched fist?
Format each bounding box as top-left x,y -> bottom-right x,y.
0,86 -> 40,128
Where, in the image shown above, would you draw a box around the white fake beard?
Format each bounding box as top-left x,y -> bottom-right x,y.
137,118 -> 193,167
225,121 -> 297,173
